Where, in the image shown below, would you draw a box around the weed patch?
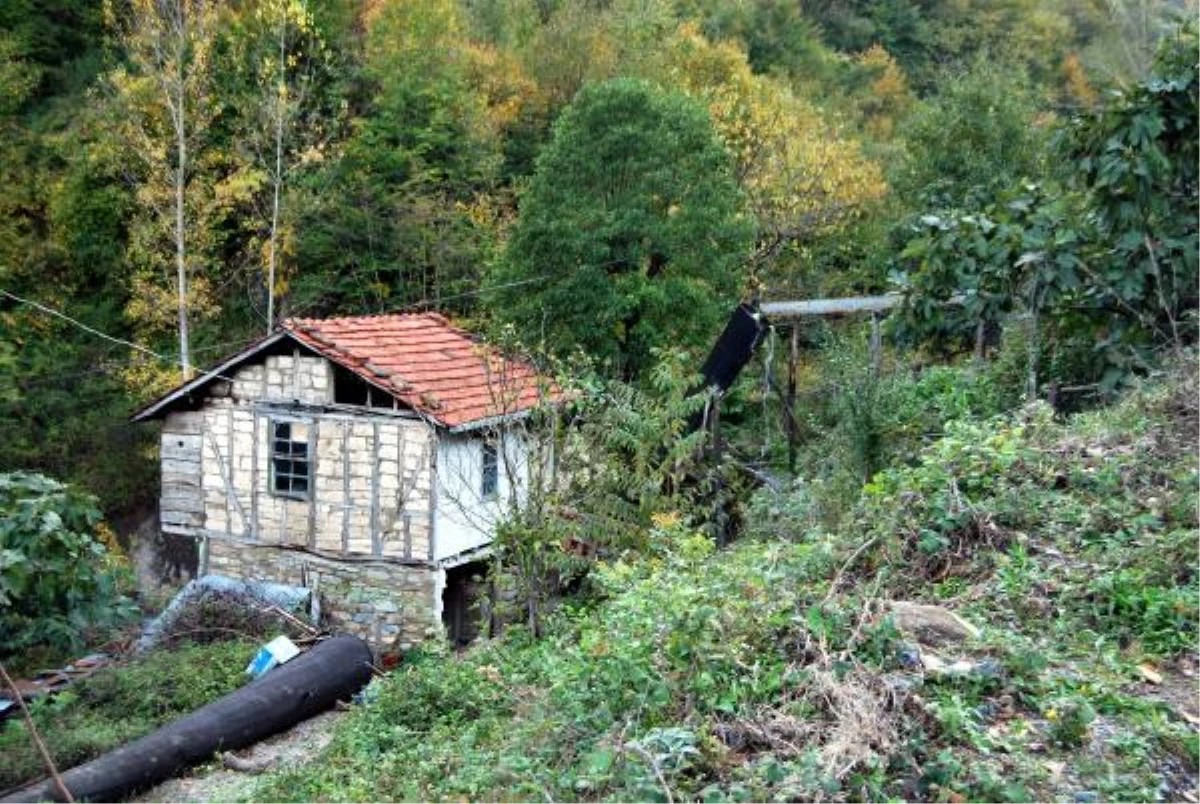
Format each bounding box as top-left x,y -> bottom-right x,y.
0,640 -> 254,792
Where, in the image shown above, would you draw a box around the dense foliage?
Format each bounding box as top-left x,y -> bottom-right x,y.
0,472 -> 137,656
0,5 -> 1194,799
246,364 -> 1197,803
494,79 -> 751,380
1,0 -> 1194,514
894,23 -> 1198,390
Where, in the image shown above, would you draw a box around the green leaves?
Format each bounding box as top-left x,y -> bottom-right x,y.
894,21 -> 1196,392
494,78 -> 752,381
0,471 -> 135,655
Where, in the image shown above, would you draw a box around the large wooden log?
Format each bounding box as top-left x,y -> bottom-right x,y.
2,635 -> 373,803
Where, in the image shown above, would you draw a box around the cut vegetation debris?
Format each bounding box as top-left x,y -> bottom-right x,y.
238,365 -> 1197,804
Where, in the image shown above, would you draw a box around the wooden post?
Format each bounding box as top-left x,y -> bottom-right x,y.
307,417 -> 319,549
786,325 -> 798,474
370,421 -> 381,556
709,392 -> 726,549
250,414 -> 259,542
340,421 -> 350,555
869,312 -> 882,377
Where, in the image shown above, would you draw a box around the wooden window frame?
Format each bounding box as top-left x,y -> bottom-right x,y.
481,440 -> 499,500
270,419 -> 312,501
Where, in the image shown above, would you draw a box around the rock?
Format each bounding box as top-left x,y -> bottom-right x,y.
1074,791 -> 1098,803
921,653 -> 948,673
1136,663 -> 1163,685
898,642 -> 923,668
917,653 -> 1002,683
888,601 -> 980,647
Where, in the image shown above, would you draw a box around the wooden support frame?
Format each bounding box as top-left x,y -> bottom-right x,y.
765,293 -> 920,472
786,325 -> 799,473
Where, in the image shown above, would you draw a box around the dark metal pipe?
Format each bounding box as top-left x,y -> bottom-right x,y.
2,635 -> 373,803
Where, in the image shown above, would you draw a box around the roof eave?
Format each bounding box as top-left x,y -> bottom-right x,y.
446,408 -> 535,434
130,331 -> 292,423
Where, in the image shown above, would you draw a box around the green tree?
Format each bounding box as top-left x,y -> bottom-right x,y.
893,57 -> 1047,209
492,78 -> 753,380
225,0 -> 332,332
105,0 -> 221,378
1064,19 -> 1198,362
0,472 -> 136,655
1076,0 -> 1195,88
894,23 -> 1198,392
287,0 -> 501,314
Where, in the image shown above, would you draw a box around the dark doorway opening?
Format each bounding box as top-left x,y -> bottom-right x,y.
442,560 -> 491,647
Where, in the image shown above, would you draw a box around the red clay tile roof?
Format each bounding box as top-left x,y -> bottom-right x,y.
284,313 -> 554,429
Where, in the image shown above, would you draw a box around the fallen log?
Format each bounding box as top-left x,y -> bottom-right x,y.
2,635 -> 373,803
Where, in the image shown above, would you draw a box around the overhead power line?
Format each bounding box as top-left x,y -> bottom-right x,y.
2,289 -> 166,362
1,289 -> 241,386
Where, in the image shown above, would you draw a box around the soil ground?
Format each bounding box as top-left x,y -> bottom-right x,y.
134,709 -> 345,803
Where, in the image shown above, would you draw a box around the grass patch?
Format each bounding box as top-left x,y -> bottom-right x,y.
0,639 -> 254,792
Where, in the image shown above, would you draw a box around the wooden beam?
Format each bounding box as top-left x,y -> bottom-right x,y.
869,312 -> 883,377
341,421 -> 350,555
307,417 -> 319,549
250,413 -> 259,542
370,421 -> 381,557
786,325 -> 798,473
761,294 -> 902,319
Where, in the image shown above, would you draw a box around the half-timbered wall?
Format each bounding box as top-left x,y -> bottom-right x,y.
158,352 -> 442,651
160,355 -> 435,562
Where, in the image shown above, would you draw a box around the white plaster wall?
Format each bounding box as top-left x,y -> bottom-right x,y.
433,431 -> 528,562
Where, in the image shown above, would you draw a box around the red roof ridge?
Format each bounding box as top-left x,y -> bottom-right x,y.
276,312 -> 556,428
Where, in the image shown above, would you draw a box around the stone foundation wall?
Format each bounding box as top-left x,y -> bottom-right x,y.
205,535 -> 441,653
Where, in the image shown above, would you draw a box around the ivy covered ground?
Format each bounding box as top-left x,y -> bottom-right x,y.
235,365 -> 1198,803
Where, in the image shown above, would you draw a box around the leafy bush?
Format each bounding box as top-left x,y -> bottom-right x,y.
0,472 -> 137,656
893,22 -> 1199,391
247,359 -> 1198,804
779,332 -> 1014,528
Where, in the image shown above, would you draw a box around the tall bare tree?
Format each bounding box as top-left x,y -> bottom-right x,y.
240,0 -> 325,334
106,0 -> 217,379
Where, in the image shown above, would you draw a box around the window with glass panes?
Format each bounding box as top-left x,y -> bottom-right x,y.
481,441 -> 498,499
270,421 -> 311,499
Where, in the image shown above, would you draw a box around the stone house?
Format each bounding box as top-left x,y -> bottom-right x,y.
132,313 -> 553,651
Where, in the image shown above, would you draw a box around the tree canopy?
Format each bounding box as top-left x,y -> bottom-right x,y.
0,0 -> 1194,513
492,78 -> 753,380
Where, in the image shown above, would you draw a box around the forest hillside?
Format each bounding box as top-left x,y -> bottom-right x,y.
0,1 -> 1196,802
1,0 -> 1195,513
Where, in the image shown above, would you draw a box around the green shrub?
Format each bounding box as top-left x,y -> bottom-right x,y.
1081,569 -> 1197,656
0,472 -> 137,656
785,332 -> 1016,527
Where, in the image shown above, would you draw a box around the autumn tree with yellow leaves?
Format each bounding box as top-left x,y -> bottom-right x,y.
104,0 -> 221,380
650,26 -> 887,269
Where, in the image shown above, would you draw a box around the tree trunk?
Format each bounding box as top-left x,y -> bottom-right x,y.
266,17 -> 286,335
175,84 -> 190,379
